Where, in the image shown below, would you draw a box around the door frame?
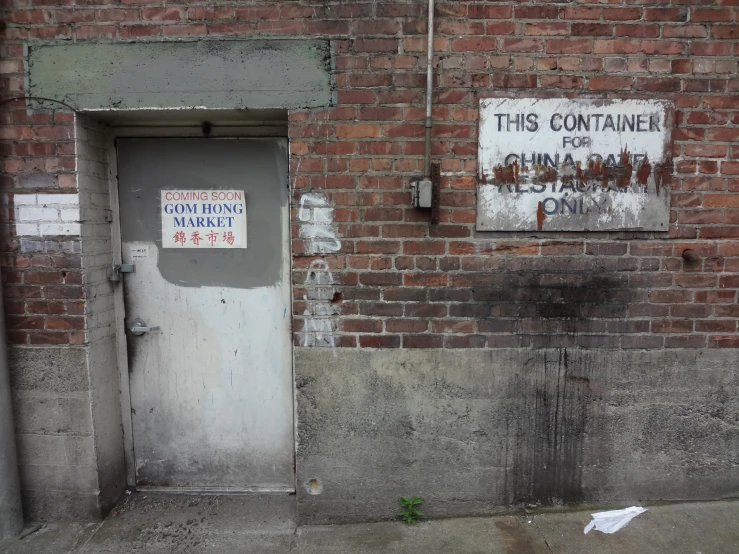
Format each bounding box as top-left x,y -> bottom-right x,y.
103,121 -> 294,490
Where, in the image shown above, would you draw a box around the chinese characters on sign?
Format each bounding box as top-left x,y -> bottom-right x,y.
477,99 -> 673,231
161,190 -> 247,248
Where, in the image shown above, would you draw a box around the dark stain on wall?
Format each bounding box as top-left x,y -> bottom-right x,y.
472,271 -> 629,332
504,349 -> 605,507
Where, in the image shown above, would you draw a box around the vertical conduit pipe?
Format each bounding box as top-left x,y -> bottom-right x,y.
0,272 -> 23,539
423,0 -> 435,179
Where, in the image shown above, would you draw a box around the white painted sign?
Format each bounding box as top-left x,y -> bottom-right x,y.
478,98 -> 673,231
161,190 -> 247,248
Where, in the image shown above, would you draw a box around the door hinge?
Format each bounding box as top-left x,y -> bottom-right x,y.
110,263 -> 135,282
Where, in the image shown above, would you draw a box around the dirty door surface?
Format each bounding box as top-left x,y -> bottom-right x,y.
117,138 -> 293,490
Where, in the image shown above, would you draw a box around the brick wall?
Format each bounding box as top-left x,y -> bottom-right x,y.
1,1 -> 738,351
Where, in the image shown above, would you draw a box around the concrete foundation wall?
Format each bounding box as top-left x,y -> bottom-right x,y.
295,347 -> 739,524
8,347 -> 100,520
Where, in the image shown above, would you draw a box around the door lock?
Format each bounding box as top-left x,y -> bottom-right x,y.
110,264 -> 135,282
130,318 -> 160,336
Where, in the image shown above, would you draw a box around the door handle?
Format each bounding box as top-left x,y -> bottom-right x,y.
130,318 -> 160,336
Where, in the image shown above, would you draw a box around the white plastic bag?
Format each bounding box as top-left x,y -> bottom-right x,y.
584,506 -> 647,535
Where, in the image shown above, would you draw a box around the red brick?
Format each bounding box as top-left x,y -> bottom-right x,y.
118,25 -> 161,38
547,39 -> 593,54
684,144 -> 727,158
525,23 -> 569,36
615,24 -> 659,38
97,8 -> 139,22
404,273 -> 448,287
664,335 -> 706,348
76,25 -> 116,39
695,290 -> 736,303
358,335 -> 401,348
164,25 -> 207,37
696,320 -> 737,333
652,320 -> 694,333
451,37 -> 497,52
491,74 -> 537,88
257,21 -> 303,34
45,316 -> 84,331
712,25 -> 739,40
691,43 -> 733,56
342,319 -> 383,333
590,76 -> 633,91
560,7 -> 600,20
691,8 -> 733,22
514,6 -> 559,19
354,39 -> 398,53
707,128 -> 739,142
28,332 -> 71,346
664,25 -> 708,39
709,336 -> 739,348
54,9 -> 96,23
235,6 -> 279,19
704,194 -> 739,208
437,21 -> 484,35
641,41 -> 685,55
645,8 -> 688,22
604,8 -> 642,21
464,4 -> 510,18
572,23 -> 613,37
403,241 -> 446,255
636,78 -> 681,93
431,320 -> 475,334
386,319 -> 428,333
142,7 -> 183,21
336,124 -> 381,139
187,7 -> 233,20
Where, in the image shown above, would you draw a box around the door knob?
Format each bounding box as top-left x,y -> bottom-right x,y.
130,318 -> 160,336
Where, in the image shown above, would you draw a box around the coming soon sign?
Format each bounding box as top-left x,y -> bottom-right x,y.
477,98 -> 673,231
161,190 -> 247,248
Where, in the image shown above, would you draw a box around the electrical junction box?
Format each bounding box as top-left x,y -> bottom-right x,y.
411,179 -> 433,208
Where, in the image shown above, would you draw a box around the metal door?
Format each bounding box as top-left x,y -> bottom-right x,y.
117,138 -> 293,491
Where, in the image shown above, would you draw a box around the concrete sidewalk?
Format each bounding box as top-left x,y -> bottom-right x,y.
1,495 -> 738,553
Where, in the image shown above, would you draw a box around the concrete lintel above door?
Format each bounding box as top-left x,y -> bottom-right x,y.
28,39 -> 333,111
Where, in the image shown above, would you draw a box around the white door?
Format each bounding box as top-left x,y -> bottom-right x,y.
117,138 -> 293,491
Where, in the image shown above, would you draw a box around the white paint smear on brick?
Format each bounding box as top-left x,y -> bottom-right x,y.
14,193 -> 81,236
300,259 -> 338,348
298,193 -> 341,254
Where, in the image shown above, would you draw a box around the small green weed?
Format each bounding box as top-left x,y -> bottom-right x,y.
397,496 -> 424,525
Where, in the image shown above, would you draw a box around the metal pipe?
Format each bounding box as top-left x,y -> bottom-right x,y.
0,272 -> 23,539
423,0 -> 435,179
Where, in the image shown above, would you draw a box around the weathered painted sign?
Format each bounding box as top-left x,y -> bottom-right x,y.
478,98 -> 673,231
161,190 -> 247,248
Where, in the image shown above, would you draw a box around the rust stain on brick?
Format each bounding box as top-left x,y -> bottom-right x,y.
654,157 -> 674,196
